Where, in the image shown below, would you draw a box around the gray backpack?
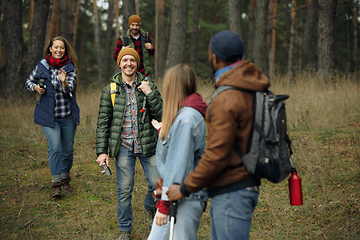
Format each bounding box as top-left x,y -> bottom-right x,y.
208,86 -> 293,183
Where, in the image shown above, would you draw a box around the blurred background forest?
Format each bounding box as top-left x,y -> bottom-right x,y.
0,0 -> 359,107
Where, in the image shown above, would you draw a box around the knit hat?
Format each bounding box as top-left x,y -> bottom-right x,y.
210,30 -> 244,62
128,15 -> 141,25
117,48 -> 140,68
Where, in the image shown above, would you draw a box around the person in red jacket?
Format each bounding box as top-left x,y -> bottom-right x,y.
166,30 -> 270,240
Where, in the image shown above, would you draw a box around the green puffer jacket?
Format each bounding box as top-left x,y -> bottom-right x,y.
96,72 -> 163,158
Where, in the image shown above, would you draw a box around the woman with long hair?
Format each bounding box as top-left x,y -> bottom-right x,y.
147,64 -> 208,240
25,36 -> 80,198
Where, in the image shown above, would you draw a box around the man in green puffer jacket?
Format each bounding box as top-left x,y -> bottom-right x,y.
96,48 -> 162,240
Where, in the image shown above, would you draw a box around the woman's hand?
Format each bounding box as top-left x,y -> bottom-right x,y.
155,212 -> 168,226
34,85 -> 45,95
58,69 -> 68,87
151,119 -> 162,131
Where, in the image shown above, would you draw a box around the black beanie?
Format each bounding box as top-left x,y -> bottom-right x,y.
210,30 -> 244,62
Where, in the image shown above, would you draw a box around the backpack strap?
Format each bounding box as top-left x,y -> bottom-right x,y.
122,33 -> 129,46
207,85 -> 248,121
110,82 -> 117,106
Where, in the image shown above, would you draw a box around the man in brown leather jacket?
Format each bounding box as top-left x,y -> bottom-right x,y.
166,30 -> 270,240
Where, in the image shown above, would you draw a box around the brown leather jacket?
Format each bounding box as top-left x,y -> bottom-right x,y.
181,60 -> 270,198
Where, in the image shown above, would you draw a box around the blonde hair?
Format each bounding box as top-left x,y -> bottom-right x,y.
160,64 -> 197,140
45,36 -> 78,92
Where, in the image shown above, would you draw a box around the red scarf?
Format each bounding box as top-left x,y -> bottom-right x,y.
45,54 -> 69,68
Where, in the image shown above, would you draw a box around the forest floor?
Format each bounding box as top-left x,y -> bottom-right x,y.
1,76 -> 360,239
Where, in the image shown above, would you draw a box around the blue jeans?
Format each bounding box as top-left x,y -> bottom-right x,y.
115,146 -> 159,232
41,114 -> 77,183
147,200 -> 205,240
210,189 -> 259,240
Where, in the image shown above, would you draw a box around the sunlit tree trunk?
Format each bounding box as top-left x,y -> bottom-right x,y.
165,0 -> 188,71
268,0 -> 277,80
190,0 -> 200,72
228,0 -> 242,37
317,0 -> 337,82
93,0 -> 103,88
28,0 -> 34,44
287,0 -> 296,84
253,0 -> 269,73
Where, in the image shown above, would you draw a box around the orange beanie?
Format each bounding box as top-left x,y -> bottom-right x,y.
128,15 -> 141,25
117,48 -> 140,68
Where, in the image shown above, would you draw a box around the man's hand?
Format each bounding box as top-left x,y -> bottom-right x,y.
96,154 -> 109,168
137,81 -> 152,95
155,212 -> 168,226
166,185 -> 184,202
144,43 -> 153,50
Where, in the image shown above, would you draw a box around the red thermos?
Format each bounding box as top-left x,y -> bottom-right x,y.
288,167 -> 303,206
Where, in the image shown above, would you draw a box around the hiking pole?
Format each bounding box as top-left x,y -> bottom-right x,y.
168,201 -> 178,240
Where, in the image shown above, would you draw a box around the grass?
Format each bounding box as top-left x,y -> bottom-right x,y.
1,73 -> 360,239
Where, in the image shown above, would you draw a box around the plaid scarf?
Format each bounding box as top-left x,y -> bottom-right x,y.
45,54 -> 69,68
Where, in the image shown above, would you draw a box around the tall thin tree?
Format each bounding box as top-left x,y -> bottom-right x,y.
165,0 -> 189,71
104,0 -> 115,83
269,0 -> 278,80
317,0 -> 337,82
287,0 -> 296,84
155,0 -> 166,79
247,0 -> 256,61
228,0 -> 242,37
303,0 -> 318,73
190,0 -> 200,72
353,2 -> 358,80
93,0 -> 103,88
122,0 -> 136,34
253,0 -> 269,73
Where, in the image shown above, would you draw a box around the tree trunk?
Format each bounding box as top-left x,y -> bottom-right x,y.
353,5 -> 358,80
253,0 -> 269,73
59,0 -> 75,46
24,0 -> 50,80
228,0 -> 242,37
78,0 -> 89,91
303,0 -> 318,73
122,0 -> 136,34
73,0 -> 81,48
104,0 -> 115,83
4,0 -> 24,106
114,0 -> 120,74
247,0 -> 256,61
28,0 -> 34,44
46,0 -> 60,52
190,0 -> 200,72
287,0 -> 296,84
165,0 -> 189,71
268,0 -> 277,80
93,0 -> 103,88
317,0 -> 337,82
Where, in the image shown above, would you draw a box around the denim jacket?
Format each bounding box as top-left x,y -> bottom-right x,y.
156,107 -> 208,202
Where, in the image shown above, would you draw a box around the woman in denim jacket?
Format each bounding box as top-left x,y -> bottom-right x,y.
147,64 -> 208,240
